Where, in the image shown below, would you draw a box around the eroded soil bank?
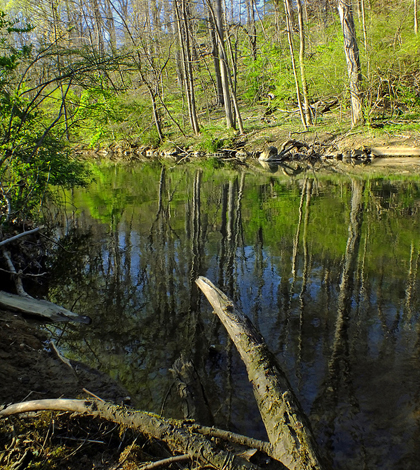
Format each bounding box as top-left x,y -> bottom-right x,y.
0,311 -> 141,469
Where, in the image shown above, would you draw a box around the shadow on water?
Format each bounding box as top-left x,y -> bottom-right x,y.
47,163 -> 420,469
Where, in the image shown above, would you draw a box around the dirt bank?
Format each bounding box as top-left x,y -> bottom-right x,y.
0,311 -> 130,406
0,310 -> 139,469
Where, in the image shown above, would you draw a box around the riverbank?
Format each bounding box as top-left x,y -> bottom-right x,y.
79,117 -> 420,172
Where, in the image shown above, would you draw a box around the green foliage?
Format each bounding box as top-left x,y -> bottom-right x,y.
70,86 -> 162,147
306,26 -> 348,99
0,11 -> 90,225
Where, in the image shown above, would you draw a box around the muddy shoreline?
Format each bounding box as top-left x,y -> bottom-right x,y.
0,311 -> 130,407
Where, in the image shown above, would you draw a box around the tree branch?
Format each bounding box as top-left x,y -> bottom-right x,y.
0,226 -> 44,248
0,399 -> 263,470
195,276 -> 325,470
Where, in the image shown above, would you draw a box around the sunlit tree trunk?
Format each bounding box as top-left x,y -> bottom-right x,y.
208,13 -> 224,106
90,0 -> 105,55
174,0 -> 200,134
206,0 -> 244,133
338,0 -> 364,127
360,0 -> 369,76
246,0 -> 257,60
214,0 -> 235,129
296,0 -> 312,125
104,0 -> 117,51
284,0 -> 308,130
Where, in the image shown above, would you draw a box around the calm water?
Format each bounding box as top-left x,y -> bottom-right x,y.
48,162 -> 420,469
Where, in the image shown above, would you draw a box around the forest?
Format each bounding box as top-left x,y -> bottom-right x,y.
1,0 -> 420,148
1,1 -> 420,469
0,0 -> 419,224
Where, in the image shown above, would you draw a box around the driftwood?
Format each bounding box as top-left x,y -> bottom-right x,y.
370,146 -> 420,157
195,276 -> 325,470
0,290 -> 91,324
0,399 -> 267,470
258,140 -> 313,163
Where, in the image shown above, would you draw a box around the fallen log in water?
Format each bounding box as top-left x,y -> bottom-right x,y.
196,276 -> 325,470
0,291 -> 91,324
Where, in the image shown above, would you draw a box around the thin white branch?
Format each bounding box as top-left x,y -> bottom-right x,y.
0,226 -> 45,248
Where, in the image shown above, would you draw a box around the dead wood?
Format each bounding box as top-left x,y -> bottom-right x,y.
0,290 -> 91,324
170,356 -> 214,426
187,423 -> 272,456
0,226 -> 44,248
0,399 -> 264,470
141,454 -> 190,470
370,146 -> 420,157
195,276 -> 325,470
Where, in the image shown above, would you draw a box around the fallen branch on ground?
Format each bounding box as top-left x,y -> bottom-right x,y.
0,399 -> 269,470
0,290 -> 91,324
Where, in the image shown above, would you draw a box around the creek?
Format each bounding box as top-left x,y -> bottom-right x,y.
48,161 -> 420,470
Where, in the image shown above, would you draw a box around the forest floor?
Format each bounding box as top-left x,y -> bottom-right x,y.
0,310 -> 141,469
88,108 -> 420,175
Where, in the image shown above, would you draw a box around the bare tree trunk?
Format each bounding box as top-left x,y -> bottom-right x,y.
104,0 -> 117,51
296,0 -> 312,125
209,13 -> 224,106
174,0 -> 200,134
338,0 -> 364,127
360,0 -> 369,76
284,0 -> 308,130
246,0 -> 257,60
206,0 -> 244,133
90,0 -> 105,55
215,0 -> 235,129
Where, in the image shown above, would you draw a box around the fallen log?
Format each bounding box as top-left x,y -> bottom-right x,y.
0,291 -> 91,324
195,276 -> 325,470
0,399 -> 269,470
370,146 -> 420,157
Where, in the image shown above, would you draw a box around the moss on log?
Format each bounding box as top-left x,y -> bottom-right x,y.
196,276 -> 325,470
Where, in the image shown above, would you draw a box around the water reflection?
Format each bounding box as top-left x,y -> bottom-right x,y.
48,164 -> 420,469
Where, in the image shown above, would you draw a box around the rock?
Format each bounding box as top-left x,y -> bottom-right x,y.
259,146 -> 278,161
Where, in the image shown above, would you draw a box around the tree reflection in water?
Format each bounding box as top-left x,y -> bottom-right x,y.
47,164 -> 420,469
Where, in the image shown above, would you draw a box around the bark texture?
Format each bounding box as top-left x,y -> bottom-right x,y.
0,399 -> 262,470
196,276 -> 325,470
338,0 -> 363,127
0,291 -> 91,324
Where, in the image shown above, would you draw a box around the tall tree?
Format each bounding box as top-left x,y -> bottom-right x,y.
338,0 -> 364,127
284,0 -> 307,130
246,0 -> 257,60
296,0 -> 312,125
206,0 -> 244,133
214,0 -> 235,129
174,0 -> 200,135
208,13 -> 224,106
